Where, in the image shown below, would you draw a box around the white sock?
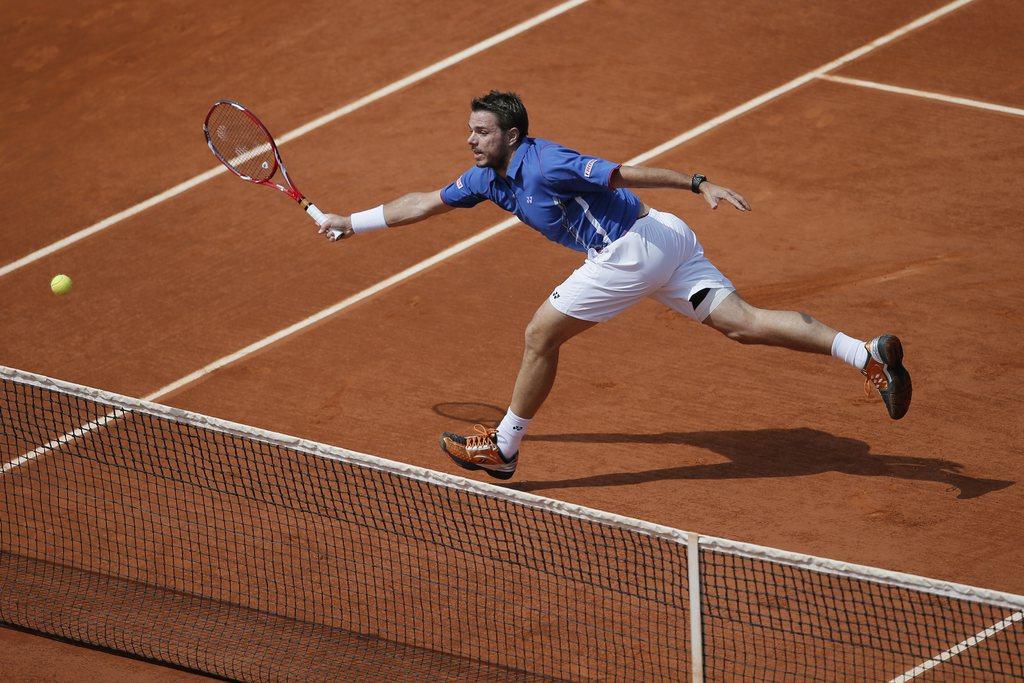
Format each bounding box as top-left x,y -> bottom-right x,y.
495,408 -> 531,458
831,332 -> 869,370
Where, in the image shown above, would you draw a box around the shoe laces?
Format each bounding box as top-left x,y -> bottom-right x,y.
863,359 -> 887,396
464,424 -> 497,451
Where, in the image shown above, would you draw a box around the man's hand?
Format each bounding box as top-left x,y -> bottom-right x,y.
318,213 -> 354,242
700,183 -> 751,212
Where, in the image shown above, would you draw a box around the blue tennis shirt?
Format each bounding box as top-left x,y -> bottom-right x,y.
440,137 -> 643,253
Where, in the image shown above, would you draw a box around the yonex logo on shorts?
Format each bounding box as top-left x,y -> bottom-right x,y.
584,159 -> 597,178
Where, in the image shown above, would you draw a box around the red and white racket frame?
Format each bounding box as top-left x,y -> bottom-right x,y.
204,99 -> 340,237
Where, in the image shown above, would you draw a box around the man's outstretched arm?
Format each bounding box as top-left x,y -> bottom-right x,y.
318,189 -> 454,241
610,165 -> 751,212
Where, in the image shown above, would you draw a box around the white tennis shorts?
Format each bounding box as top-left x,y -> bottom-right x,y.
549,208 -> 734,323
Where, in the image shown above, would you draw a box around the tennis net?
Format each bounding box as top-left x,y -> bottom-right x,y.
1,365 -> 1022,681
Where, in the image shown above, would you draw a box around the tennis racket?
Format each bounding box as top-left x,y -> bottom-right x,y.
204,99 -> 341,238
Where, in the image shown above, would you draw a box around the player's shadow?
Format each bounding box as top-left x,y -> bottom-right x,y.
511,428 -> 1013,501
430,403 -> 1013,500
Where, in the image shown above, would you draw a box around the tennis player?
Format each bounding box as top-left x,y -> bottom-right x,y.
318,91 -> 911,480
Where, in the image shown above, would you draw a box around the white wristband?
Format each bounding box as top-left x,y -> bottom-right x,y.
350,205 -> 388,234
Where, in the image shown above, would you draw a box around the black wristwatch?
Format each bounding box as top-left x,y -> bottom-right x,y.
690,173 -> 707,194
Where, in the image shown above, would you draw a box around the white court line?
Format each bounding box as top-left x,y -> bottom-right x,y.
889,610 -> 1024,682
144,220 -> 516,401
819,74 -> 1024,118
0,0 -> 590,280
1,0 -> 977,471
1,414 -> 120,475
626,0 -> 976,166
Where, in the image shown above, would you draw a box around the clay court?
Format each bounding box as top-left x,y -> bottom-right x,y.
1,0 -> 1022,679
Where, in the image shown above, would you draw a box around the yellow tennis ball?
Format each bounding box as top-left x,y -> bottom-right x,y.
50,274 -> 72,295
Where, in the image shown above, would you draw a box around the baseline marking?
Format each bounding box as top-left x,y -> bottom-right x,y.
0,0 -> 591,280
819,74 -> 1024,118
888,610 -> 1024,682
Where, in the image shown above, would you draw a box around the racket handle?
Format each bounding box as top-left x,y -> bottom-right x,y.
303,200 -> 344,240
304,202 -> 327,226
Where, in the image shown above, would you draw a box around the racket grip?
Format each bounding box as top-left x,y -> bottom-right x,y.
305,202 -> 327,226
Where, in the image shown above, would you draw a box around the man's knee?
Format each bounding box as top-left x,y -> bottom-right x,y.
524,317 -> 562,356
722,316 -> 761,344
707,296 -> 763,343
524,302 -> 598,356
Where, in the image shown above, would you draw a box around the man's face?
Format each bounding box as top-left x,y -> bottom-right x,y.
467,110 -> 516,170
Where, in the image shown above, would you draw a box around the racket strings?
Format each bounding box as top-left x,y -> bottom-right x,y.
206,104 -> 277,182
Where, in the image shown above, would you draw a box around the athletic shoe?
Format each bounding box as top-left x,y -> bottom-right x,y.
862,334 -> 912,420
439,425 -> 518,480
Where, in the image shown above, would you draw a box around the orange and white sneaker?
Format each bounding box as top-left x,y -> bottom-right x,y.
862,334 -> 912,420
439,425 -> 518,480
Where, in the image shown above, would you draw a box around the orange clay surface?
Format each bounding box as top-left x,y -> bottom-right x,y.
1,0 -> 1022,679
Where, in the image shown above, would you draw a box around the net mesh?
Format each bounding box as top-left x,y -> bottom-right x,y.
1,367 -> 1022,681
205,102 -> 276,182
700,548 -> 1024,681
0,372 -> 689,681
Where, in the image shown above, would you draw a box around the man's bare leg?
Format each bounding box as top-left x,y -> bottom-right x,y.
510,301 -> 599,418
439,290 -> 911,479
438,301 -> 597,477
704,291 -> 837,354
705,290 -> 911,419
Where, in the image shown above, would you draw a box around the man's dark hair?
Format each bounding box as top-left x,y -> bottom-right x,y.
471,90 -> 529,139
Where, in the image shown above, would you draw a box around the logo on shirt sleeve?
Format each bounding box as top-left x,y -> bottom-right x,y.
584,159 -> 597,178
456,175 -> 465,190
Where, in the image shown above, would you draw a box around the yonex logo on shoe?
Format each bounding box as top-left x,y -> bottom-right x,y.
552,291 -> 560,299
512,426 -> 523,431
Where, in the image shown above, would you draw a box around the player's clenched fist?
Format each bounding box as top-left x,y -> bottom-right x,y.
318,214 -> 354,241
